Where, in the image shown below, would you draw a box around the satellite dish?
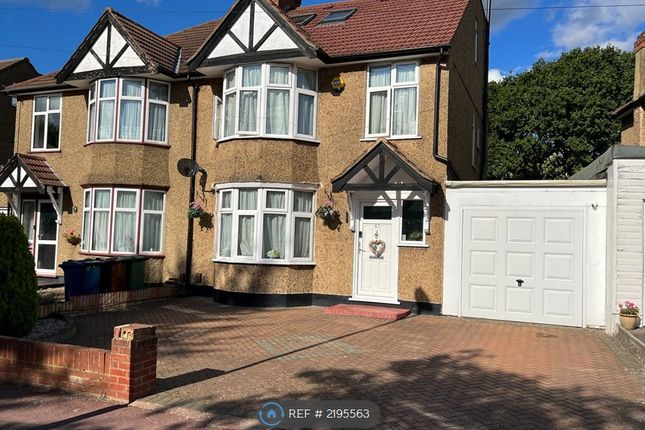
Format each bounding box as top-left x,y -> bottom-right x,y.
177,159 -> 205,177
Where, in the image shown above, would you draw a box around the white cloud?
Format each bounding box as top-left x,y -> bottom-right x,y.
488,69 -> 504,82
0,0 -> 90,8
534,50 -> 562,61
550,0 -> 645,51
488,0 -> 541,32
135,0 -> 161,5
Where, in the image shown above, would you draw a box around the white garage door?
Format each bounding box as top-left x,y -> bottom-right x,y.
462,208 -> 584,327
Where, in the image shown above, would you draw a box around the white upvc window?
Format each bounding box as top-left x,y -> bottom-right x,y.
81,187 -> 166,256
215,185 -> 315,264
31,94 -> 61,151
88,78 -> 170,144
366,62 -> 419,139
146,81 -> 170,143
220,63 -> 318,140
96,79 -> 117,141
117,79 -> 144,141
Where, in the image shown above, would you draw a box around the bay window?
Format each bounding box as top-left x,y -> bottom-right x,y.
32,94 -> 61,151
366,62 -> 419,139
221,64 -> 318,140
88,78 -> 170,144
216,186 -> 315,264
81,187 -> 165,255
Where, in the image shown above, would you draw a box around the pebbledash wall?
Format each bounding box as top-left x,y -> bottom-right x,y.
11,0 -> 487,309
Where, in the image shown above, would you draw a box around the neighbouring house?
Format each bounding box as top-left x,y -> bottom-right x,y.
0,0 -> 487,312
0,58 -> 39,213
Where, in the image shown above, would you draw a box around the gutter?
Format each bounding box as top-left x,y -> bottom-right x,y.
184,81 -> 200,295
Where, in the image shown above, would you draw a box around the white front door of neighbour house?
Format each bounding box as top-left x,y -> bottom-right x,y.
33,200 -> 59,276
354,203 -> 398,304
461,208 -> 584,327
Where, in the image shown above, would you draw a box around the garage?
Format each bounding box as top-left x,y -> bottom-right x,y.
442,181 -> 607,328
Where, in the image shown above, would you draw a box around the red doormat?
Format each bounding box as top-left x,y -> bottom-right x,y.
324,304 -> 410,321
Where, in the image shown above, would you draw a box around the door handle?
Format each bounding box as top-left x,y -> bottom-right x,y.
516,279 -> 524,287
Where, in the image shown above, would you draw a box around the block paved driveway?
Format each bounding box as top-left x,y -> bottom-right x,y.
65,297 -> 645,429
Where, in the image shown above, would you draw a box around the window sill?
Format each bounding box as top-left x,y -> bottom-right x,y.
79,251 -> 165,259
216,135 -> 320,145
85,141 -> 170,149
30,149 -> 61,153
398,242 -> 429,248
213,258 -> 316,267
361,136 -> 423,142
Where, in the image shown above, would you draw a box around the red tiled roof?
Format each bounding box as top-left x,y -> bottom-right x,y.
5,71 -> 61,91
0,153 -> 66,190
109,9 -> 180,74
0,58 -> 26,71
288,0 -> 469,58
166,19 -> 221,74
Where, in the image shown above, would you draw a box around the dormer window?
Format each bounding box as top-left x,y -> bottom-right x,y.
87,78 -> 170,145
221,64 -> 317,141
320,9 -> 356,24
292,14 -> 316,26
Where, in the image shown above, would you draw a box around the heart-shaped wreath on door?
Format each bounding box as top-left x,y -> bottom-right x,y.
368,239 -> 386,257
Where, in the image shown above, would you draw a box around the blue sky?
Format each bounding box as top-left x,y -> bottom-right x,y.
0,0 -> 643,80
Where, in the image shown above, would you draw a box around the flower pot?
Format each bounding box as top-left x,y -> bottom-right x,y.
619,314 -> 640,330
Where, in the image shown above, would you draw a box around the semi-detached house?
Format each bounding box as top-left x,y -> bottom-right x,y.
1,0 -> 487,312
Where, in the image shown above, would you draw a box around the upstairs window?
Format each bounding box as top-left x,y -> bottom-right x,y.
32,94 -> 61,151
320,9 -> 356,24
88,78 -> 170,145
366,62 -> 419,139
221,64 -> 318,141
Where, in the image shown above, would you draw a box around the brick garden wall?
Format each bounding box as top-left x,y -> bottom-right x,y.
0,324 -> 156,403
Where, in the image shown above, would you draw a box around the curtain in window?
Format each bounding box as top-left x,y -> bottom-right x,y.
270,66 -> 289,85
92,190 -> 110,251
221,191 -> 232,208
119,100 -> 141,140
266,191 -> 285,209
297,69 -> 316,90
98,100 -> 115,140
224,93 -> 236,137
293,217 -> 311,258
297,94 -> 314,136
33,116 -> 45,149
369,66 -> 391,87
142,192 -> 164,252
88,102 -> 96,141
293,192 -> 313,212
113,191 -> 137,252
237,215 -> 255,256
369,91 -> 388,135
144,191 -> 164,211
392,88 -> 417,136
219,213 -> 232,257
82,210 -> 91,249
239,91 -> 258,132
147,103 -> 167,141
242,65 -> 261,86
266,90 -> 289,135
239,189 -> 257,210
263,214 -> 285,258
396,64 -> 416,83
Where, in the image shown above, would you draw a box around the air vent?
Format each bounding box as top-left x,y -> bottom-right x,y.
292,13 -> 316,26
319,9 -> 357,24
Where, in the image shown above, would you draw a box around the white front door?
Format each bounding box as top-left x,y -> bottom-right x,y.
461,208 -> 584,327
34,200 -> 59,277
354,203 -> 398,304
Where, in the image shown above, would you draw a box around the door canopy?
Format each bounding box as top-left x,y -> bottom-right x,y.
331,139 -> 438,193
0,153 -> 66,193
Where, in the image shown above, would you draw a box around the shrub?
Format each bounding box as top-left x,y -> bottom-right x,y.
0,215 -> 38,337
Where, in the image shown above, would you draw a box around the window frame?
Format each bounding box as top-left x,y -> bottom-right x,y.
365,62 -> 420,140
88,78 -> 171,145
31,94 -> 62,152
81,186 -> 166,256
399,198 -> 426,246
220,63 -> 318,141
214,184 -> 316,265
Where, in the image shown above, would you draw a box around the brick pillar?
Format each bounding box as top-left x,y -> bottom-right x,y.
108,324 -> 157,402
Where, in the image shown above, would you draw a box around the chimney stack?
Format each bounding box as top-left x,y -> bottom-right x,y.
634,32 -> 645,99
271,0 -> 301,12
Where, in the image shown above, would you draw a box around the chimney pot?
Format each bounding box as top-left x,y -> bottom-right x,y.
271,0 -> 301,12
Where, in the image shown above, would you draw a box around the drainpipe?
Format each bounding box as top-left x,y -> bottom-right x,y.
184,82 -> 200,296
432,47 -> 460,180
481,0 -> 492,179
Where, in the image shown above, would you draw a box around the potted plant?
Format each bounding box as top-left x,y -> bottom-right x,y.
188,200 -> 205,219
266,249 -> 281,259
316,191 -> 338,221
618,300 -> 640,330
62,229 -> 81,246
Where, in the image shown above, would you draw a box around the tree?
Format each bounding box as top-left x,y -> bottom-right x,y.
487,46 -> 634,179
0,215 -> 38,337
